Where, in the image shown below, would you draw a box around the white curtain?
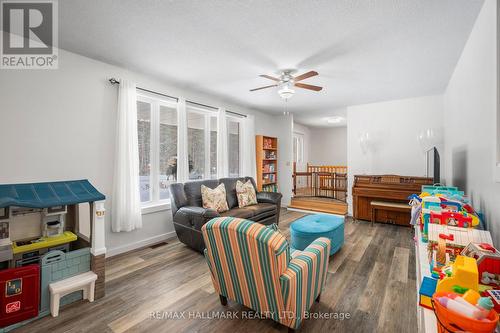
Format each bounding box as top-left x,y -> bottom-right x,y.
241,115 -> 256,179
217,108 -> 229,178
112,79 -> 142,232
177,98 -> 189,182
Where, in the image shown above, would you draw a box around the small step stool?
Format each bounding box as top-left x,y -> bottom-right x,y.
48,271 -> 97,317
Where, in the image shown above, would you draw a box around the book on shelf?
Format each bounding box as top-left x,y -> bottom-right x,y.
263,174 -> 276,183
262,184 -> 278,192
262,164 -> 276,173
263,138 -> 274,149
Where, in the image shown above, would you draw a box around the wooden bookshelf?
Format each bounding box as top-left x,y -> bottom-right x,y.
256,135 -> 278,192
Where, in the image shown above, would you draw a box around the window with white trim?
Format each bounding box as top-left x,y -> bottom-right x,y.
227,117 -> 241,178
137,94 -> 178,204
186,104 -> 218,180
137,94 -> 243,207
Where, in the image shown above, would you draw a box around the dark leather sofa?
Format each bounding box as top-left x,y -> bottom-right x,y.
169,177 -> 282,252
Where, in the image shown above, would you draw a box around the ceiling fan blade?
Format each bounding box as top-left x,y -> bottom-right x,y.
294,83 -> 323,91
259,74 -> 280,82
293,70 -> 318,82
249,84 -> 278,92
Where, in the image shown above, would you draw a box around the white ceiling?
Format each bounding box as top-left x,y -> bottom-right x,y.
59,0 -> 484,127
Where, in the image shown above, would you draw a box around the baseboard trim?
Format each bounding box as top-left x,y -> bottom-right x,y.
287,207 -> 345,218
106,231 -> 177,258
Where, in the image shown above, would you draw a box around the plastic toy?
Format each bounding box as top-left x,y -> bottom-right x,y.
437,294 -> 493,320
421,206 -> 442,242
11,231 -> 77,255
41,206 -> 67,238
483,289 -> 500,313
430,211 -> 474,228
11,231 -> 78,268
0,208 -> 12,269
437,233 -> 454,266
433,291 -> 499,333
428,225 -> 493,261
439,200 -> 463,212
436,255 -> 479,294
421,185 -> 465,197
463,289 -> 481,304
422,195 -> 441,209
418,276 -> 437,309
0,264 -> 40,328
461,243 -> 500,286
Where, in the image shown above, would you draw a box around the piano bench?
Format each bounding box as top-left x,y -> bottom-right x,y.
370,201 -> 411,226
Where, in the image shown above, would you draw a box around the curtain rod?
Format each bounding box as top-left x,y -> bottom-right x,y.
109,78 -> 246,118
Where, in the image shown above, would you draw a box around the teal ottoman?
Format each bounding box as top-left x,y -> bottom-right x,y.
290,214 -> 344,255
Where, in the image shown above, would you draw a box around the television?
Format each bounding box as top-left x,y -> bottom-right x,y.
426,147 -> 440,184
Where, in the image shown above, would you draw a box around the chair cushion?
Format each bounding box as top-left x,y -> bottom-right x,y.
245,203 -> 275,215
220,207 -> 254,219
201,183 -> 229,213
236,180 -> 258,208
184,179 -> 219,207
220,203 -> 276,221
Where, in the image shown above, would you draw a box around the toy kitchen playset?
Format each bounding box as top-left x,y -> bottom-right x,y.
0,180 -> 106,331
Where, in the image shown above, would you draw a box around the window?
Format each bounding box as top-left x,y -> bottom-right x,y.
137,94 -> 178,204
187,104 -> 218,180
159,104 -> 178,199
137,100 -> 152,202
227,118 -> 240,177
137,93 -> 242,208
210,116 -> 217,178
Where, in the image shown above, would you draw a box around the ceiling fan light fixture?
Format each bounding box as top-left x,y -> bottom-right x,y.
278,86 -> 295,100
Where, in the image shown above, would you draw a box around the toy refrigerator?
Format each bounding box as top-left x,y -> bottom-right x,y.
0,265 -> 39,328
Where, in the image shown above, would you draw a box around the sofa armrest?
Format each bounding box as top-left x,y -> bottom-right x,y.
174,206 -> 220,230
256,191 -> 283,204
279,237 -> 331,329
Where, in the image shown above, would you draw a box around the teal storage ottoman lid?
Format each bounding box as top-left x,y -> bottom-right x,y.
290,214 -> 344,236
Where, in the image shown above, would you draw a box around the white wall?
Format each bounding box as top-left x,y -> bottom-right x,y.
309,127 -> 347,166
346,95 -> 444,214
0,49 -> 276,256
254,115 -> 294,207
292,122 -> 311,172
443,0 -> 500,244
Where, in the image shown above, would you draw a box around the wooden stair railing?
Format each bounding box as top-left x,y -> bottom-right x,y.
292,163 -> 348,202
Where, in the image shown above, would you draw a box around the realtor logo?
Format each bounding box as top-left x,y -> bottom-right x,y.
1,0 -> 58,69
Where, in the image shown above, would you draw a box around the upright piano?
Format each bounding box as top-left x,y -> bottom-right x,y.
352,174 -> 433,226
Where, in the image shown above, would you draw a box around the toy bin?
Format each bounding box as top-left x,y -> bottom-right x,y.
432,292 -> 499,333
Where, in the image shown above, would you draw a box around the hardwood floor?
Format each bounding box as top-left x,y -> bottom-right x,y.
15,210 -> 417,333
289,196 -> 348,215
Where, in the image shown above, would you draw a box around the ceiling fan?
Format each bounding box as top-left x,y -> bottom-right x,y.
250,70 -> 323,100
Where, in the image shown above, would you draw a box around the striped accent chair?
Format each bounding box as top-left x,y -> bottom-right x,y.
202,217 -> 331,331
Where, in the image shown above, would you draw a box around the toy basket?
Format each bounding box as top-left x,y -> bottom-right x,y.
431,292 -> 499,333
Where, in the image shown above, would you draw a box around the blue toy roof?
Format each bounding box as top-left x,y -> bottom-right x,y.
0,180 -> 105,208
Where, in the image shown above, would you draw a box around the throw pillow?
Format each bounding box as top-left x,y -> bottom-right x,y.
201,183 -> 229,213
236,180 -> 258,208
